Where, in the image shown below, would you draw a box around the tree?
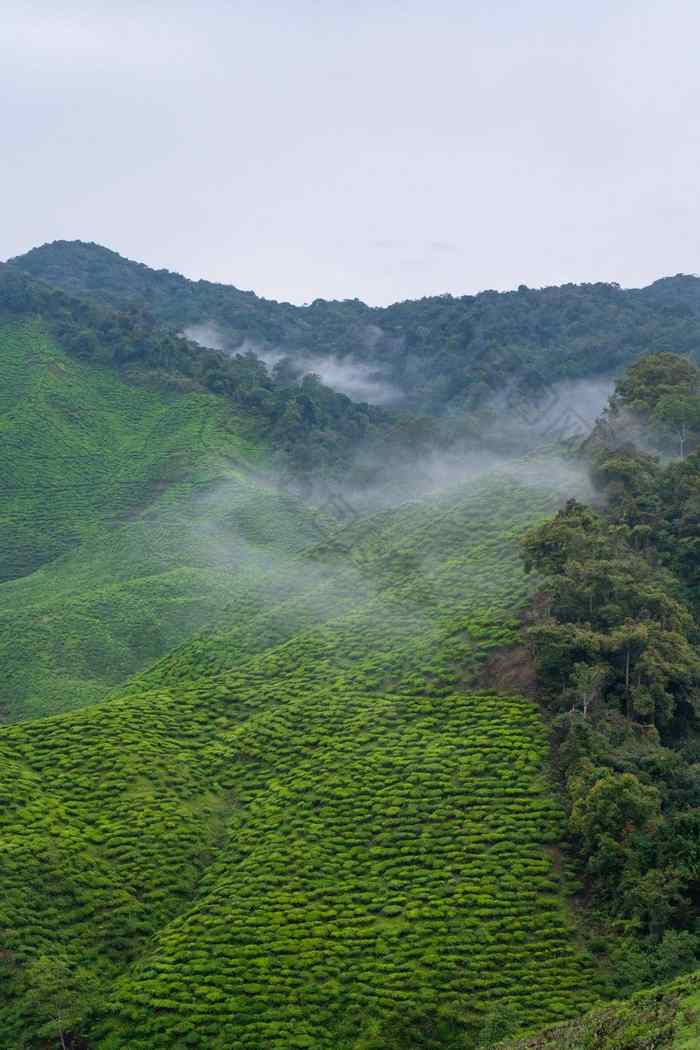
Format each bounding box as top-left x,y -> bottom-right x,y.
611,352 -> 700,420
570,771 -> 660,856
653,393 -> 700,458
570,662 -> 607,718
21,954 -> 97,1050
521,499 -> 605,576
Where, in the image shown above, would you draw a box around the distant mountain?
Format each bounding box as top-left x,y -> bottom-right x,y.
9,241 -> 700,415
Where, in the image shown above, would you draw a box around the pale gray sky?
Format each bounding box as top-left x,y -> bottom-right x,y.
2,1 -> 699,304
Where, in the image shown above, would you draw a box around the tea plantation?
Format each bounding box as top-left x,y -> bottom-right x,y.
0,455 -> 602,1047
3,247 -> 698,1049
0,318 -> 327,721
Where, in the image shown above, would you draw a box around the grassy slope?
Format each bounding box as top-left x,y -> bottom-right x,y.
1,318 -> 235,581
0,471 -> 601,1048
0,318 -> 324,721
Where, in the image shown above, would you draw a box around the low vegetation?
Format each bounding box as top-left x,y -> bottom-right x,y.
0,466 -> 599,1047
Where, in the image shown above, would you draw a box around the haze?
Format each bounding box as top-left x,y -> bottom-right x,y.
2,0 -> 699,305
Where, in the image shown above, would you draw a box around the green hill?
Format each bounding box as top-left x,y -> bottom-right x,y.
0,316 -> 252,582
0,314 -> 329,721
0,469 -> 599,1049
1,250 -> 697,1050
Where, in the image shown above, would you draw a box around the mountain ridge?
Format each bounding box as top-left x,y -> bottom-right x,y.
9,238 -> 700,309
10,241 -> 700,419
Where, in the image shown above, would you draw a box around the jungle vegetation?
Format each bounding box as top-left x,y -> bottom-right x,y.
10,240 -> 700,418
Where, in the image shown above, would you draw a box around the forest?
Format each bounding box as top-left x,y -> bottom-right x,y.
10,241 -> 700,418
521,352 -> 700,994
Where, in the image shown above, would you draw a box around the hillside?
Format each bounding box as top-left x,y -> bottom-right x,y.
1,250 -> 698,1050
0,313 -> 332,721
0,263 -> 448,721
9,241 -> 700,417
0,468 -> 600,1049
0,316 -> 246,582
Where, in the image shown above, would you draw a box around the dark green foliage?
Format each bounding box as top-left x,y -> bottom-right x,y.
589,351 -> 700,461
11,242 -> 700,418
521,354 -> 700,985
0,263 -> 425,496
611,352 -> 700,420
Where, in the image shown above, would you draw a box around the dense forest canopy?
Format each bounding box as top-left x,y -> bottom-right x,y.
0,262 -> 439,497
9,241 -> 700,417
521,352 -> 700,995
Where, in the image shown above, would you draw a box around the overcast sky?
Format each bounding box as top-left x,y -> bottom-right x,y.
2,1 -> 699,305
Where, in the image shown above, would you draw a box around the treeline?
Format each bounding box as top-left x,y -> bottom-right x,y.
0,264 -> 438,493
522,352 -> 700,992
10,241 -> 700,417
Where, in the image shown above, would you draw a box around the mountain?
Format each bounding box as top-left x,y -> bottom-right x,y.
9,241 -> 700,417
0,247 -> 698,1049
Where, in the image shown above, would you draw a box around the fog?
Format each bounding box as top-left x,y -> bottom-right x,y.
498,377 -> 615,443
182,323 -> 229,353
296,355 -> 398,405
184,322 -> 400,405
182,316 -> 612,511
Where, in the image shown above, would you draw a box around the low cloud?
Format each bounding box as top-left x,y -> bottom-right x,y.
182,323 -> 229,352
183,321 -> 400,405
295,354 -> 399,404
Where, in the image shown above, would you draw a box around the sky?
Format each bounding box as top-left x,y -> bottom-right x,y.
2,0 -> 699,305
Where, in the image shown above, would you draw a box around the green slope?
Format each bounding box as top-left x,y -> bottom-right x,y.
0,473 -> 323,722
0,317 -> 326,722
0,317 -> 259,581
2,282 -> 693,1048
0,471 -> 600,1048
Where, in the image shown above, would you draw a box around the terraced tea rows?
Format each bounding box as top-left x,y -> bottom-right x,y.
133,471 -> 565,699
0,319 -> 253,581
0,472 -> 323,721
0,316 -> 332,721
500,970 -> 700,1050
96,689 -> 592,1049
0,470 -> 599,1047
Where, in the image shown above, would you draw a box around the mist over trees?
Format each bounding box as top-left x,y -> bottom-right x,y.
522,352 -> 700,992
10,241 -> 700,420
